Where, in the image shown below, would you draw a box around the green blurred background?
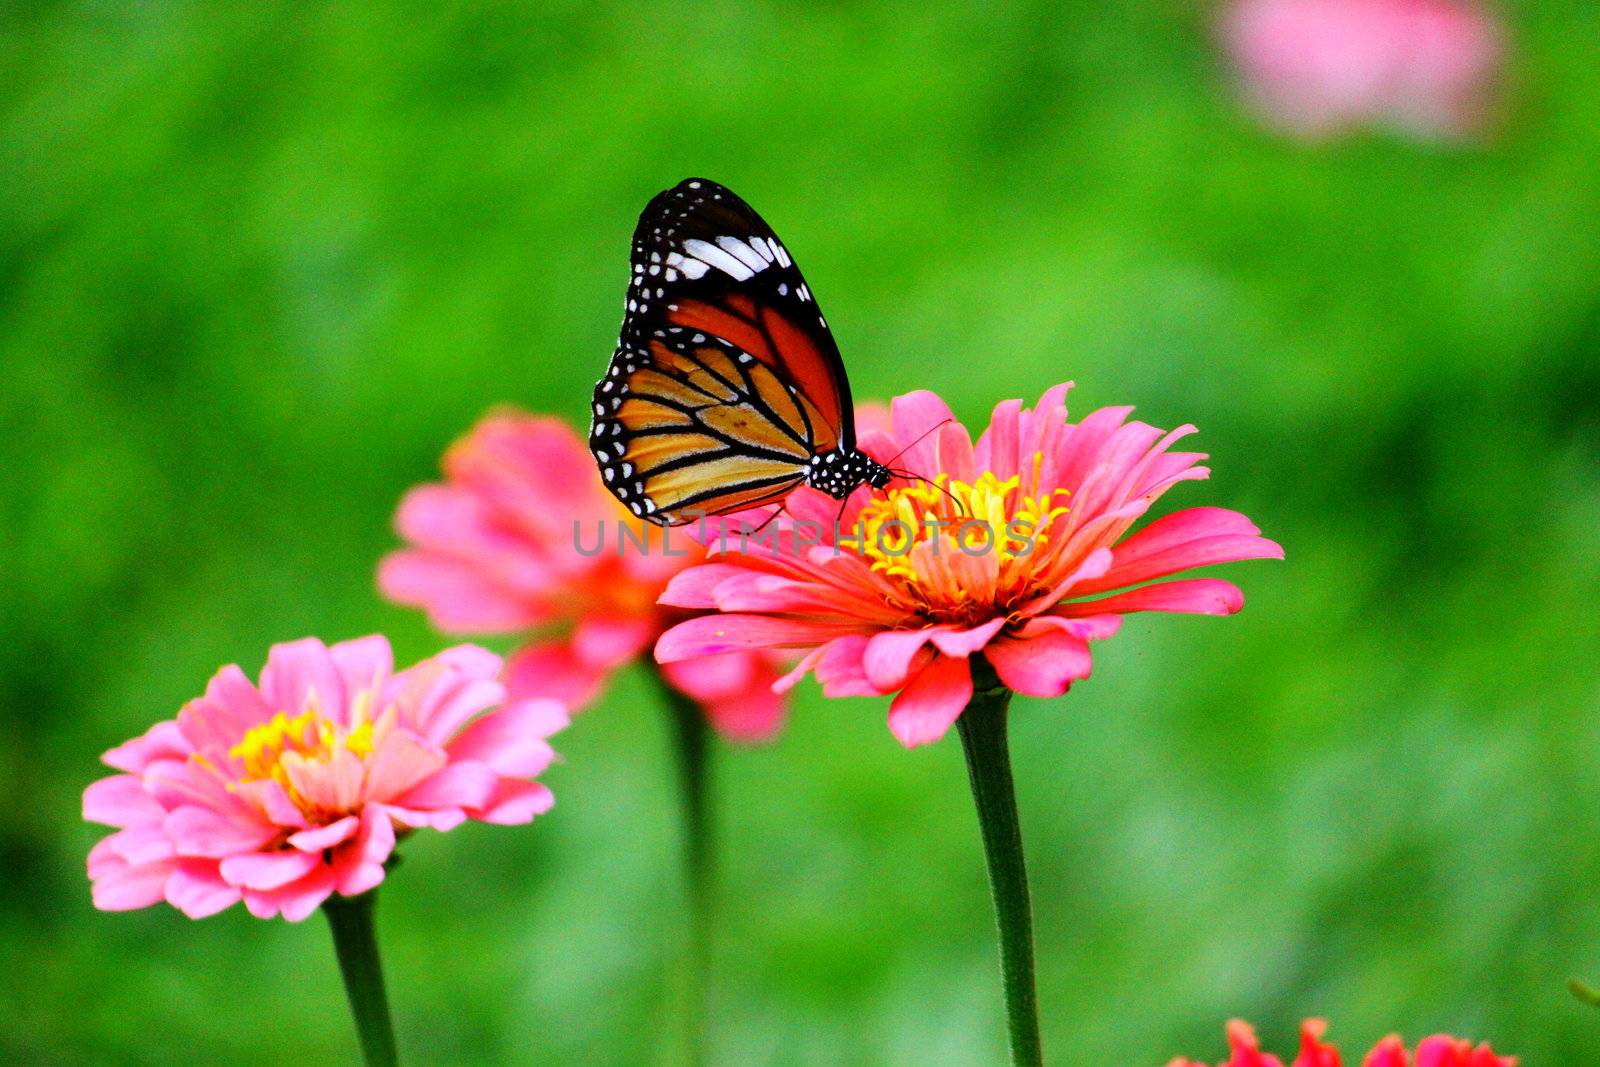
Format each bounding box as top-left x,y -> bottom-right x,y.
4,3 -> 1599,1063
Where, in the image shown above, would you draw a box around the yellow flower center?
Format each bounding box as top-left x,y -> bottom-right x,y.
847,461 -> 1070,586
223,692 -> 377,811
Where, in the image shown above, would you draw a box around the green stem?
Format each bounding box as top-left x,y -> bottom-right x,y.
323,890 -> 400,1067
955,668 -> 1043,1067
651,669 -> 712,1066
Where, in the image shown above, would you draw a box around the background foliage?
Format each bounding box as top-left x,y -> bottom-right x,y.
4,3 -> 1599,1063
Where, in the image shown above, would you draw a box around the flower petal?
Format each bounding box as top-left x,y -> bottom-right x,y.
1294,1019 -> 1336,1067
662,649 -> 757,700
473,780 -> 555,825
813,635 -> 881,697
261,637 -> 347,719
659,653 -> 788,741
242,863 -> 337,922
927,618 -> 1006,658
164,859 -> 241,919
1413,1036 -> 1514,1067
91,857 -> 176,912
658,563 -> 755,609
282,749 -> 365,815
1075,506 -> 1283,595
219,850 -> 322,891
890,390 -> 973,482
164,805 -> 278,858
655,615 -> 853,661
378,550 -> 540,632
288,816 -> 360,852
328,635 -> 394,706
104,826 -> 175,866
863,628 -> 945,691
382,804 -> 467,832
102,720 -> 190,774
233,779 -> 311,829
986,629 -> 1094,698
1020,613 -> 1123,642
1363,1036 -> 1407,1067
886,655 -> 974,748
395,760 -> 501,811
571,614 -> 655,669
362,729 -> 449,803
700,683 -> 787,743
402,646 -> 506,744
447,698 -> 568,776
1065,577 -> 1246,616
503,640 -> 610,709
772,645 -> 829,695
83,775 -> 165,829
333,807 -> 395,896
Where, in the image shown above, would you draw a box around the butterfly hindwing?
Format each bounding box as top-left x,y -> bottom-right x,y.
591,178 -> 855,525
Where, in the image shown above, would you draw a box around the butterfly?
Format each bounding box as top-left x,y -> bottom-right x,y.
589,178 -> 891,526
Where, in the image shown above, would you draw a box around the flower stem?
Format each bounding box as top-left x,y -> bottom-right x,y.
323,890 -> 400,1067
652,669 -> 712,1066
955,667 -> 1043,1067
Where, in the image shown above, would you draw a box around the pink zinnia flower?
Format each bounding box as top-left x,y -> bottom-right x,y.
655,384 -> 1283,748
1168,1018 -> 1516,1067
1221,0 -> 1504,140
379,410 -> 788,741
83,635 -> 566,921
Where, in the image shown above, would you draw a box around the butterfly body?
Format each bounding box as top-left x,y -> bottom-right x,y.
590,178 -> 888,526
805,448 -> 893,499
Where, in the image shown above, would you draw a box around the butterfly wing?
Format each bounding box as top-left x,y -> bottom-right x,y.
590,178 -> 856,525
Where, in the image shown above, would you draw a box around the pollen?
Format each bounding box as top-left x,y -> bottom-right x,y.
220,691 -> 378,812
845,456 -> 1071,588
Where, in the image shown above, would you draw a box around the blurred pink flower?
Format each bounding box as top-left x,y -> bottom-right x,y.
1221,0 -> 1504,140
84,635 -> 565,921
1168,1018 -> 1516,1066
378,411 -> 789,741
655,384 -> 1282,748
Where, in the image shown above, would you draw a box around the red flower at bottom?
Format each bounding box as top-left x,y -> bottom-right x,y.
1168,1020 -> 1516,1067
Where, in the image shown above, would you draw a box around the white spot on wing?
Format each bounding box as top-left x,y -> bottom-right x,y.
666,252 -> 709,280
682,239 -> 755,281
716,236 -> 769,272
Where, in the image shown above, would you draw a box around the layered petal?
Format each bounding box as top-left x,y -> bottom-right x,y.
1221,0 -> 1504,141
85,635 -> 566,920
649,382 -> 1279,747
377,408 -> 794,740
986,628 -> 1094,698
657,615 -> 862,660
1171,1020 -> 1514,1067
447,699 -> 567,776
887,655 -> 974,748
660,653 -> 788,742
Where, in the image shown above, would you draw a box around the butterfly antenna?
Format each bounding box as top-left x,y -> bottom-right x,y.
888,467 -> 968,518
881,418 -> 955,469
834,491 -> 856,534
747,499 -> 788,536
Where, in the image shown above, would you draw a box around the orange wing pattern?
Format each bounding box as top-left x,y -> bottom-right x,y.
666,295 -> 845,440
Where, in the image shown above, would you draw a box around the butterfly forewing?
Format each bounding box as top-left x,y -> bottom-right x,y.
590,178 -> 855,525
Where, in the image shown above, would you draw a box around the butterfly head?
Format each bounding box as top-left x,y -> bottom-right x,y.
807,448 -> 892,500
